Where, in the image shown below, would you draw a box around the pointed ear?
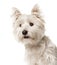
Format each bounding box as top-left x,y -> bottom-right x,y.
31,4 -> 41,18
12,7 -> 21,20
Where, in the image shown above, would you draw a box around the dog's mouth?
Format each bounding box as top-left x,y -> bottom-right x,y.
23,36 -> 30,39
23,36 -> 35,40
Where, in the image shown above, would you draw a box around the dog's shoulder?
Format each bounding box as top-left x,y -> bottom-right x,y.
42,35 -> 57,65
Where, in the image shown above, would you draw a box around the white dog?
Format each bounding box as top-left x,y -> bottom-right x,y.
12,4 -> 57,65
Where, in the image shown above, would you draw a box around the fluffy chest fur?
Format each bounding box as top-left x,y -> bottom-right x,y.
25,38 -> 46,65
25,36 -> 57,65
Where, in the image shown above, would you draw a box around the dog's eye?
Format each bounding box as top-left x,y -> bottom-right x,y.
19,24 -> 22,27
29,22 -> 34,26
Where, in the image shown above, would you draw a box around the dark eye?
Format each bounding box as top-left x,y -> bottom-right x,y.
19,24 -> 22,27
29,22 -> 34,26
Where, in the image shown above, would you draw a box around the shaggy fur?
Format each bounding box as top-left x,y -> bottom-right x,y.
12,4 -> 57,65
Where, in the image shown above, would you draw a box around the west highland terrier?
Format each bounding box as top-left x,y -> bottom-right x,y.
12,4 -> 57,65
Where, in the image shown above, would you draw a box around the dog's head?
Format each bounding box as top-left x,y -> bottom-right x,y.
12,5 -> 45,45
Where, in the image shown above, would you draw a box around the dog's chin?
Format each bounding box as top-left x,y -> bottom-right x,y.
20,36 -> 36,45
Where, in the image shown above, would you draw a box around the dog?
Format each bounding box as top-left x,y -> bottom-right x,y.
12,4 -> 57,65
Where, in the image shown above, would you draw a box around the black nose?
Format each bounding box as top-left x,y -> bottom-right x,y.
22,30 -> 28,35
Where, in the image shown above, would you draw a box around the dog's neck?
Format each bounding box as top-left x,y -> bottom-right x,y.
25,43 -> 41,49
25,36 -> 47,50
25,36 -> 48,59
25,36 -> 47,59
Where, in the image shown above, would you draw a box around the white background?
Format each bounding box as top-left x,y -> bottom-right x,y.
0,0 -> 57,65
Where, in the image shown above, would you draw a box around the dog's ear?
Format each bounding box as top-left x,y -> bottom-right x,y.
12,7 -> 21,20
31,4 -> 41,18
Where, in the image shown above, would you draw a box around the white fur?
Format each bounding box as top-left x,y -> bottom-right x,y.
12,4 -> 57,65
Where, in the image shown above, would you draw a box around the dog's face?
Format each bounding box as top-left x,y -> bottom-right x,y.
13,5 -> 45,45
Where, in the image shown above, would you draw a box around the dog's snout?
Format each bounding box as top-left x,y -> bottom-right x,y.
22,30 -> 28,35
